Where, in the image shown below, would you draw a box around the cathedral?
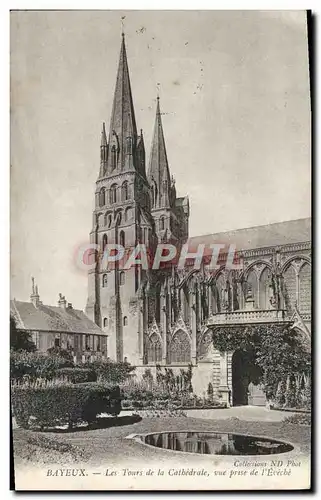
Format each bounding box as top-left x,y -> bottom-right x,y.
85,34 -> 311,405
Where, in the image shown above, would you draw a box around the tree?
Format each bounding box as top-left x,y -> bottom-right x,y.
47,346 -> 74,363
10,316 -> 36,352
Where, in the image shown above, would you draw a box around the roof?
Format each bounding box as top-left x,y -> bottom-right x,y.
188,218 -> 311,252
10,300 -> 104,335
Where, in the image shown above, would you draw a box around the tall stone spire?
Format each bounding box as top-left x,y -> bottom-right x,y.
148,97 -> 171,208
107,33 -> 137,173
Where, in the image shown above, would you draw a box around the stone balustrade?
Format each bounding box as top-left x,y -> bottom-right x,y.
207,308 -> 288,326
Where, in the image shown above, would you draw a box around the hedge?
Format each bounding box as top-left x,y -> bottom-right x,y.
55,367 -> 97,384
10,350 -> 73,381
11,381 -> 121,429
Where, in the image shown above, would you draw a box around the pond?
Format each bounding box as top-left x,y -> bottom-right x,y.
139,432 -> 294,456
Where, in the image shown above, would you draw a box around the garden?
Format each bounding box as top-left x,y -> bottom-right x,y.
10,347 -> 228,430
10,322 -> 311,469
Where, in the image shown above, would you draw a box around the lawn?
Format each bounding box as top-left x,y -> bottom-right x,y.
12,414 -> 311,469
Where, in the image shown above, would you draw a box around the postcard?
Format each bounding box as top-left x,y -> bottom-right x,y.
10,10 -> 311,491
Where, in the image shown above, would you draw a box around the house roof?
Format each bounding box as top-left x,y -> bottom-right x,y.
10,300 -> 104,335
188,218 -> 311,252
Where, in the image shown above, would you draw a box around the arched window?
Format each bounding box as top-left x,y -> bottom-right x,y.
110,184 -> 117,204
103,318 -> 108,328
151,182 -> 158,207
213,273 -> 228,313
170,330 -> 191,363
146,333 -> 162,363
119,230 -> 125,248
102,274 -> 108,287
282,264 -> 297,314
115,212 -> 122,226
107,214 -> 112,228
183,286 -> 189,324
259,267 -> 271,309
125,207 -> 132,222
160,216 -> 165,231
102,234 -> 108,251
123,316 -> 128,326
246,269 -> 259,308
120,271 -> 125,286
104,213 -> 108,226
299,263 -> 311,314
122,181 -> 129,201
99,188 -> 106,207
111,145 -> 116,170
126,137 -> 132,154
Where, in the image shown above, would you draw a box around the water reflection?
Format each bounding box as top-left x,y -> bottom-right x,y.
143,432 -> 293,455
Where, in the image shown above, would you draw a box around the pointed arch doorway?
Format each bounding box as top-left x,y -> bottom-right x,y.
231,349 -> 266,406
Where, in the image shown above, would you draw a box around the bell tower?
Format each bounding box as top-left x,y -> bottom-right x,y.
148,97 -> 189,244
86,34 -> 154,363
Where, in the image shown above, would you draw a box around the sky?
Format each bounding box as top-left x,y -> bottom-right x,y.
10,10 -> 311,310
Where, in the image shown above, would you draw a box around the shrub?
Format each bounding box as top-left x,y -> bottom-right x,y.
47,346 -> 74,363
55,367 -> 97,384
274,379 -> 286,407
10,317 -> 36,352
301,378 -> 311,410
142,368 -> 154,389
10,350 -> 73,381
132,409 -> 187,419
207,382 -> 214,400
284,375 -> 297,409
120,379 -> 171,402
83,359 -> 135,383
11,380 -> 121,429
283,413 -> 311,426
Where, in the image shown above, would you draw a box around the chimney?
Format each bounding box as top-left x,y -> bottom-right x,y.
30,277 -> 42,308
58,293 -> 67,308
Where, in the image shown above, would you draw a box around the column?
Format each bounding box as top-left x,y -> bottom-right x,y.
208,283 -> 213,316
191,289 -> 197,364
138,294 -> 144,364
219,351 -> 230,407
161,289 -> 167,364
180,287 -> 184,317
168,282 -> 172,326
197,283 -> 202,324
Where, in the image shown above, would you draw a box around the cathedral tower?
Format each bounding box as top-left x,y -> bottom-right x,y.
148,97 -> 189,243
86,34 -> 153,363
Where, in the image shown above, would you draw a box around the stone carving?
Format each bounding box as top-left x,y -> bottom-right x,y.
170,313 -> 191,340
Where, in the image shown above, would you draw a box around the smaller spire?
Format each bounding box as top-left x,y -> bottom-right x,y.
99,122 -> 108,177
101,122 -> 107,147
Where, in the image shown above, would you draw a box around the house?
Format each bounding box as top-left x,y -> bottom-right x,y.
11,278 -> 108,362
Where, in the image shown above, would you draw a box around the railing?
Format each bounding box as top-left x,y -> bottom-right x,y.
207,308 -> 288,325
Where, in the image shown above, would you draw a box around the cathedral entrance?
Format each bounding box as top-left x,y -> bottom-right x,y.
231,349 -> 266,406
